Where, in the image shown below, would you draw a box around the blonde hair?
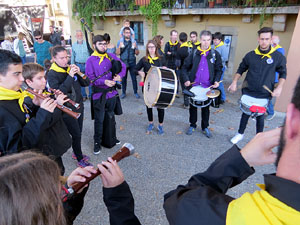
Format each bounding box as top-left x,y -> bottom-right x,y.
18,32 -> 25,40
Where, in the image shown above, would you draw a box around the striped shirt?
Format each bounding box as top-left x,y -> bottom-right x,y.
71,41 -> 90,64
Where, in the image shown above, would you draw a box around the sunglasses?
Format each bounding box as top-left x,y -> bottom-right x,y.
35,36 -> 42,40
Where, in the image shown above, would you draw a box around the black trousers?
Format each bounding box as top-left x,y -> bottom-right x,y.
146,106 -> 164,124
63,108 -> 84,162
93,96 -> 116,144
189,104 -> 210,130
238,112 -> 265,134
54,156 -> 65,176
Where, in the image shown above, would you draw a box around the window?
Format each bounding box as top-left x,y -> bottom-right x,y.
130,21 -> 144,45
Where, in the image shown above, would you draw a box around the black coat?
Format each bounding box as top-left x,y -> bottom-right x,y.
181,48 -> 223,85
164,41 -> 180,70
24,97 -> 71,158
0,100 -> 52,155
47,67 -> 90,113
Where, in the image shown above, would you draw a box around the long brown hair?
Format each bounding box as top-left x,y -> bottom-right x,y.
144,40 -> 160,60
0,152 -> 66,225
153,35 -> 163,49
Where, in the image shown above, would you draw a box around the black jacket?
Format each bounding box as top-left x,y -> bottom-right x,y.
163,145 -> 300,225
237,49 -> 286,99
0,99 -> 52,155
64,181 -> 141,225
181,48 -> 223,85
47,67 -> 90,113
24,96 -> 71,158
164,41 -> 180,70
176,46 -> 192,70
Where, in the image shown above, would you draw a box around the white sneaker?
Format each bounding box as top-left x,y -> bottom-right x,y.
230,133 -> 244,144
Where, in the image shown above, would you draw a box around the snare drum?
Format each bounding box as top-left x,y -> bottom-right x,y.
143,67 -> 177,109
189,86 -> 211,108
240,95 -> 268,117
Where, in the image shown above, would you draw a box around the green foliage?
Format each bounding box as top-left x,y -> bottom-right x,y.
140,0 -> 174,36
72,0 -> 108,29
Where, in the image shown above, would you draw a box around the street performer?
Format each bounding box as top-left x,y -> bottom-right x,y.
228,27 -> 286,144
47,46 -> 92,168
85,35 -> 126,154
182,30 -> 223,138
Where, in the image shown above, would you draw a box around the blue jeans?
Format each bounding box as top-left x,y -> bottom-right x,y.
21,56 -> 26,64
75,62 -> 92,98
218,67 -> 226,102
122,65 -> 138,94
267,99 -> 275,115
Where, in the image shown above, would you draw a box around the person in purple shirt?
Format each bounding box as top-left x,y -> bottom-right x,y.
85,35 -> 126,154
181,30 -> 223,138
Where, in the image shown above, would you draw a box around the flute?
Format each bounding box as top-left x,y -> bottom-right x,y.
66,143 -> 135,196
25,88 -> 81,119
67,64 -> 87,79
48,88 -> 80,110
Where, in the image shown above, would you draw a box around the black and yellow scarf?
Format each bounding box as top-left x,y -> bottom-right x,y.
180,41 -> 193,48
169,40 -> 178,46
49,62 -> 70,73
197,45 -> 211,56
254,46 -> 276,59
148,56 -> 159,64
91,50 -> 111,65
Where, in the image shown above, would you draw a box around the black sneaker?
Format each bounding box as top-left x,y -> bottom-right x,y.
116,139 -> 121,145
94,143 -> 101,155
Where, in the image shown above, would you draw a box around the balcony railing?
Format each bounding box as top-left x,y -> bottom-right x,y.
105,0 -> 299,11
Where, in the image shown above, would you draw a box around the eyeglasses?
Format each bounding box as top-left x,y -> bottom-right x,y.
98,42 -> 107,46
148,46 -> 156,49
35,37 -> 42,40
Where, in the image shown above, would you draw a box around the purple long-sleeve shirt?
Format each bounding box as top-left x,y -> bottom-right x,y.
193,51 -> 211,88
85,53 -> 126,100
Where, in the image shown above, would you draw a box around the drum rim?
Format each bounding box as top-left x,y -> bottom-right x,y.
143,66 -> 162,108
143,66 -> 177,108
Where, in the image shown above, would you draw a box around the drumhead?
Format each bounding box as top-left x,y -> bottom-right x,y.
144,67 -> 161,107
190,86 -> 209,101
241,95 -> 268,107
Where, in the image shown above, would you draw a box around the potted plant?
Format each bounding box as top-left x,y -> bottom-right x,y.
208,0 -> 215,8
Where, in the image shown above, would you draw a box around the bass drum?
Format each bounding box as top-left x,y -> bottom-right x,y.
143,67 -> 177,109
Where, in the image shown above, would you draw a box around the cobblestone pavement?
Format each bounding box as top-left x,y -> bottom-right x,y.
65,80 -> 285,225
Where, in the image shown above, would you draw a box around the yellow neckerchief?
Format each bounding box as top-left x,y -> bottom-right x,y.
274,44 -> 283,51
193,41 -> 201,46
197,45 -> 211,56
180,41 -> 193,48
91,50 -> 111,65
169,40 -> 178,46
147,56 -> 159,64
214,41 -> 224,49
254,46 -> 276,59
49,62 -> 70,74
160,48 -> 164,54
226,184 -> 300,225
0,87 -> 29,113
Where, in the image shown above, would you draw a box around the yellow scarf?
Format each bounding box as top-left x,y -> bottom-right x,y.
91,50 -> 111,65
50,63 -> 70,74
0,87 -> 29,113
169,40 -> 178,46
148,56 -> 159,64
214,41 -> 224,49
254,46 -> 276,59
180,41 -> 193,48
197,45 -> 211,55
274,44 -> 283,51
160,48 -> 164,54
193,41 -> 201,46
227,184 -> 300,225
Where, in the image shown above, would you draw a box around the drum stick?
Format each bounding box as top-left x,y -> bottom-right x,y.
263,85 -> 273,95
208,80 -> 223,89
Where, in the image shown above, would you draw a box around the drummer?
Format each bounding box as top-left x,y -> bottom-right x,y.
228,27 -> 286,144
134,40 -> 167,135
182,30 -> 223,138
